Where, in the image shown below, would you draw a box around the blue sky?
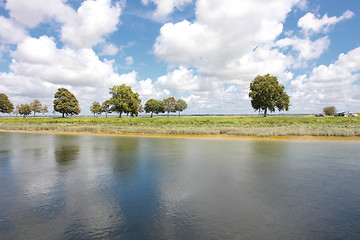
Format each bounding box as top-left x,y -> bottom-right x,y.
0,0 -> 359,115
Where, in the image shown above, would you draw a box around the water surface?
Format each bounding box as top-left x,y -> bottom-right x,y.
0,132 -> 359,239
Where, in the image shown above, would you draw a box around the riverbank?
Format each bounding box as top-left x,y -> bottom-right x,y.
1,129 -> 360,142
0,115 -> 359,138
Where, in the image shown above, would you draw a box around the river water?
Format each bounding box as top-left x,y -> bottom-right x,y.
0,132 -> 359,239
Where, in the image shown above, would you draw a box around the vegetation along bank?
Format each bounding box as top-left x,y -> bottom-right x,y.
0,116 -> 359,138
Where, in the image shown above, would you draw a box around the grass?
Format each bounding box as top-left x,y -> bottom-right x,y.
0,115 -> 360,137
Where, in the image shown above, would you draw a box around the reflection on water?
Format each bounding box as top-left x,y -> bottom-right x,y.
0,132 -> 359,239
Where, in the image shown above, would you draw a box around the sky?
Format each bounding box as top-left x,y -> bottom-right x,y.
0,0 -> 359,115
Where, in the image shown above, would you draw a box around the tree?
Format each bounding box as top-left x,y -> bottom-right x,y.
249,74 -> 290,117
102,100 -> 112,117
19,104 -> 31,118
127,92 -> 141,117
0,93 -> 14,114
41,105 -> 48,116
53,88 -> 80,118
145,99 -> 164,117
90,101 -> 102,117
163,97 -> 177,117
323,106 -> 336,116
176,99 -> 187,117
109,84 -> 141,117
30,99 -> 42,117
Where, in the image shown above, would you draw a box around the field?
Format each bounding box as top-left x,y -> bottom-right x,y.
1,115 -> 360,137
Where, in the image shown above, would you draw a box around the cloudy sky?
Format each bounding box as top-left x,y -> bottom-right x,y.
0,0 -> 359,115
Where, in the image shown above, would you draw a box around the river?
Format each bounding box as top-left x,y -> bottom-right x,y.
0,132 -> 359,239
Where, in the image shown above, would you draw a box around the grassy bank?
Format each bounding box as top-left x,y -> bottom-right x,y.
1,115 -> 360,137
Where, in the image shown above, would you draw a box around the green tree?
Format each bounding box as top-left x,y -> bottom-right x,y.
109,84 -> 141,117
176,99 -> 187,117
323,106 -> 336,116
163,97 -> 177,117
53,88 -> 81,118
145,99 -> 164,117
0,93 -> 14,114
90,101 -> 102,117
41,105 -> 48,116
102,100 -> 112,117
19,104 -> 31,118
30,99 -> 42,117
249,74 -> 290,117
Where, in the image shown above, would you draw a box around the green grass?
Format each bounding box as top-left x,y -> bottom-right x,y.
1,115 -> 360,137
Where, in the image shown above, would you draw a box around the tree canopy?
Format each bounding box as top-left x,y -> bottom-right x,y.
109,84 -> 141,117
323,106 -> 336,116
144,99 -> 164,117
30,99 -> 42,117
249,74 -> 290,117
90,101 -> 102,117
19,104 -> 31,117
176,99 -> 187,117
102,100 -> 112,117
163,97 -> 177,117
0,93 -> 14,114
53,88 -> 81,118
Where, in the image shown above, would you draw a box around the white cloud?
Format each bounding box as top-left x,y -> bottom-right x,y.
142,0 -> 192,20
276,36 -> 330,61
5,0 -> 76,28
125,56 -> 134,66
100,42 -> 120,56
154,0 -> 299,83
157,66 -> 199,91
4,35 -> 139,104
61,0 -> 123,48
298,10 -> 354,35
10,36 -> 123,87
135,78 -> 170,101
0,16 -> 28,44
290,47 -> 360,112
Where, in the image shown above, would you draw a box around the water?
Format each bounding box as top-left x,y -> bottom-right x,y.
0,132 -> 359,239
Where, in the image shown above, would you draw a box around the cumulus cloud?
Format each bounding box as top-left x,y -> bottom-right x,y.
100,42 -> 120,56
5,0 -> 123,48
0,16 -> 28,44
154,0 -> 298,83
142,0 -> 192,20
0,35 -> 142,110
10,36 -> 123,87
5,0 -> 76,28
61,0 -> 123,48
276,36 -> 330,61
298,10 -> 354,35
290,47 -> 360,112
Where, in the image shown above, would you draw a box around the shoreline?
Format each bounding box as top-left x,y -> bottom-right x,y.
1,129 -> 360,142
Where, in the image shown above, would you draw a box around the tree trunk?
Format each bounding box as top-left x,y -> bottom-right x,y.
62,112 -> 65,118
264,108 -> 267,117
167,111 -> 169,117
94,113 -> 96,118
119,112 -> 122,117
178,111 -> 180,117
151,112 -> 153,118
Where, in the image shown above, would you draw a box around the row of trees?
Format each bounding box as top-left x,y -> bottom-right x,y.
0,94 -> 49,117
89,84 -> 188,118
2,74 -> 289,118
